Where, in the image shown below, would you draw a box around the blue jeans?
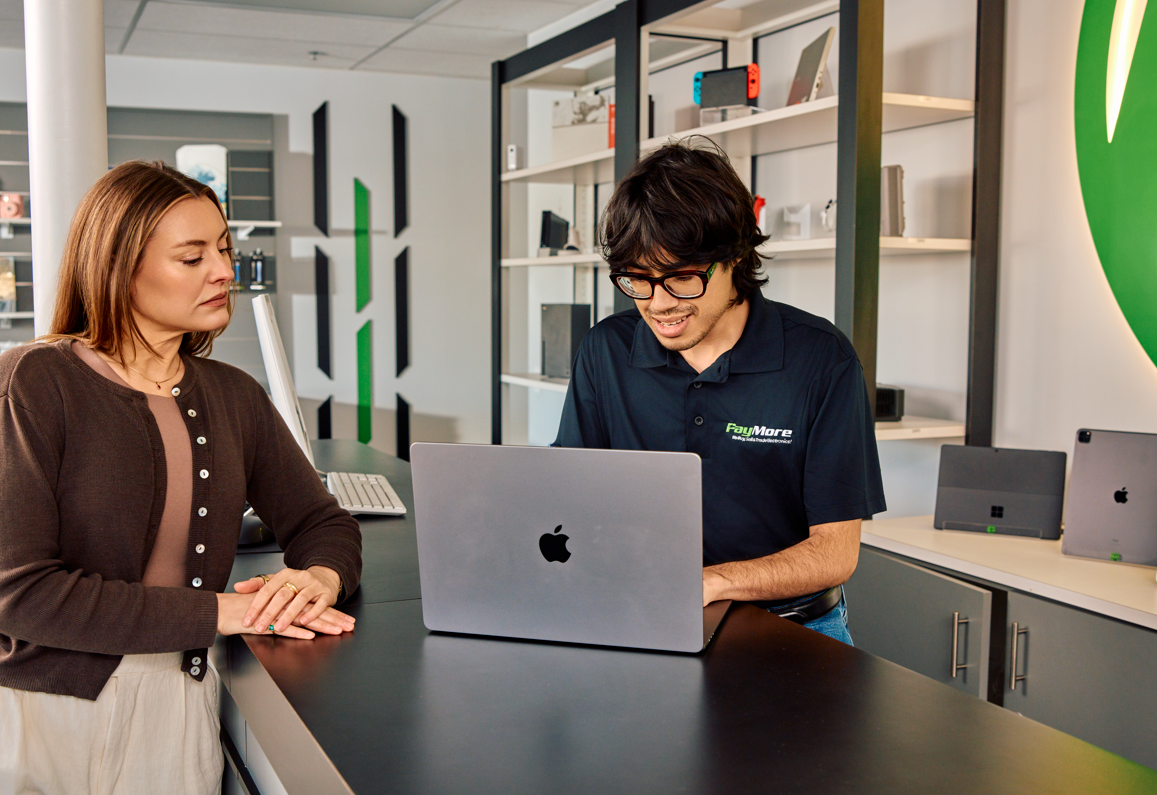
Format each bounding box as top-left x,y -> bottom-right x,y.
769,587 -> 854,646
803,592 -> 852,646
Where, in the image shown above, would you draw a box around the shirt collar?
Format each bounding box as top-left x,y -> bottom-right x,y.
628,296 -> 784,375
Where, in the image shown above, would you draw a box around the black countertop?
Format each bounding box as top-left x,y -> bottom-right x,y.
219,440 -> 1157,795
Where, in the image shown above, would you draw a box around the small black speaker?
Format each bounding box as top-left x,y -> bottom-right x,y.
875,384 -> 905,422
542,304 -> 591,378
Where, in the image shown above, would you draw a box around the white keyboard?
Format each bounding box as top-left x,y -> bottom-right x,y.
326,471 -> 406,516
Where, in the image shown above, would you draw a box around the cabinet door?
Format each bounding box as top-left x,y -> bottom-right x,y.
1005,592 -> 1157,770
844,547 -> 991,698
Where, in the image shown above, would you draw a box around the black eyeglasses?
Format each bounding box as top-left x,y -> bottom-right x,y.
608,262 -> 718,300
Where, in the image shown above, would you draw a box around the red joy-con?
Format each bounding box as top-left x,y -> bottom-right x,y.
747,63 -> 760,99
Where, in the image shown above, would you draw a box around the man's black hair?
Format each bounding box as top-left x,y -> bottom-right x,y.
598,136 -> 770,303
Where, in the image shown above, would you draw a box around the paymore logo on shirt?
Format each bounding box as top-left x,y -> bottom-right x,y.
725,422 -> 794,444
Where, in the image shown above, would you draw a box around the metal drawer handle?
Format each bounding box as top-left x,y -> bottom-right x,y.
952,612 -> 970,678
1009,622 -> 1029,690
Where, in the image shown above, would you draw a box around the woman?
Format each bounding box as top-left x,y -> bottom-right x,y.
0,160 -> 362,794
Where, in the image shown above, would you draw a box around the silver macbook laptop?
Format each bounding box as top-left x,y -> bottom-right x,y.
410,443 -> 730,653
1063,429 -> 1157,565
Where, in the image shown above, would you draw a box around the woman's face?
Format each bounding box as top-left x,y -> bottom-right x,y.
131,195 -> 233,341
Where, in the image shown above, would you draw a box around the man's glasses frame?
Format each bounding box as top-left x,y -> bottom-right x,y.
607,262 -> 718,300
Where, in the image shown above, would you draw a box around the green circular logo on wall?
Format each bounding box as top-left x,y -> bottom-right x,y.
1075,0 -> 1157,367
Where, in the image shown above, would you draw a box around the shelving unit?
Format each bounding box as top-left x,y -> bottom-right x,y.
2,102 -> 287,345
0,217 -> 31,239
500,93 -> 972,188
493,0 -> 1003,449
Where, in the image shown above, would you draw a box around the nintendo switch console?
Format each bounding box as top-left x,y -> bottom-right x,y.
694,64 -> 760,107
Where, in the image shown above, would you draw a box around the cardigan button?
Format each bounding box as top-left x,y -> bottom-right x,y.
200,469 -> 209,479
187,409 -> 197,417
198,507 -> 207,517
195,544 -> 205,554
171,387 -> 181,397
197,436 -> 206,445
192,577 -> 202,587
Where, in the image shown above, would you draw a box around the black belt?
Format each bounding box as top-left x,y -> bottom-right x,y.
754,585 -> 843,625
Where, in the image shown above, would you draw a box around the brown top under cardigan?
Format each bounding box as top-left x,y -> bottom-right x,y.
0,339 -> 362,700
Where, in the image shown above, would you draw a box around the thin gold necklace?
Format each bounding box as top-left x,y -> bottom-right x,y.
124,357 -> 181,391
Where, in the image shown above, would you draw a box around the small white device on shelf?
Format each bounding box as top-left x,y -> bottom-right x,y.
252,294 -> 406,516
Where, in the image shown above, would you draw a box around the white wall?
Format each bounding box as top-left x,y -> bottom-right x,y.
0,47 -> 492,451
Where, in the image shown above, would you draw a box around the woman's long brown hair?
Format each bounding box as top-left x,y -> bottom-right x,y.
42,159 -> 234,362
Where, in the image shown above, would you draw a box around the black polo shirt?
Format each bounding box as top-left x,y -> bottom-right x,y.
553,296 -> 886,566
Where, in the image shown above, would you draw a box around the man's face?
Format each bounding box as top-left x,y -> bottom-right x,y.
629,259 -> 740,353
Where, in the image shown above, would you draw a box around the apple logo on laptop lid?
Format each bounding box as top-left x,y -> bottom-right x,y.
539,525 -> 572,563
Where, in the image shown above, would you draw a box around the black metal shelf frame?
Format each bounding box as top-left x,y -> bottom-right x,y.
491,0 -> 1005,447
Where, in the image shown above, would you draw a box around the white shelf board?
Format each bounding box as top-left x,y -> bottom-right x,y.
874,415 -> 964,441
641,93 -> 973,159
501,94 -> 972,187
761,236 -> 971,260
228,220 -> 282,241
227,220 -> 281,228
501,147 -> 615,186
501,253 -> 606,267
0,218 -> 31,225
500,373 -> 571,394
0,311 -> 34,319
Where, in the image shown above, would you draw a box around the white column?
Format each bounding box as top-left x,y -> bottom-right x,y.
24,0 -> 108,336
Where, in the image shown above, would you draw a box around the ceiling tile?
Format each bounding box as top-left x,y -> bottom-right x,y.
358,46 -> 492,79
106,27 -> 129,52
136,2 -> 413,47
0,0 -> 142,27
105,0 -> 147,28
175,0 -> 440,20
122,28 -> 376,68
391,23 -> 525,58
431,0 -> 583,33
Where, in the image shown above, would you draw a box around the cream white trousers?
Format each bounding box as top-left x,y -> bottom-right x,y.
0,652 -> 223,795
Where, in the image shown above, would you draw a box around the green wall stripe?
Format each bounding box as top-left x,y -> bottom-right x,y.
357,319 -> 373,444
354,178 -> 371,312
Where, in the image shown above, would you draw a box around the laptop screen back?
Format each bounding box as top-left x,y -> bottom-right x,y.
411,443 -> 709,653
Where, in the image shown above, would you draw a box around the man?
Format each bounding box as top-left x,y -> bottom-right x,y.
553,139 -> 886,644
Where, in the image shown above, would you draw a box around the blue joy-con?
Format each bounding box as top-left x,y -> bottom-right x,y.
693,71 -> 703,104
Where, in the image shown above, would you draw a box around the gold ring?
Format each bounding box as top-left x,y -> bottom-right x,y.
258,574 -> 271,584
282,582 -> 299,596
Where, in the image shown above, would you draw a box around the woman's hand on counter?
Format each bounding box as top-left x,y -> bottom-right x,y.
229,566 -> 356,637
217,591 -> 317,639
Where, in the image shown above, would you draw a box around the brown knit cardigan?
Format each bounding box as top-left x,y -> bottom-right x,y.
0,340 -> 362,700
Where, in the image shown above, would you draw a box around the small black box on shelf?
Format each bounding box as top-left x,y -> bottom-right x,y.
542,304 -> 590,379
540,211 -> 569,251
875,384 -> 905,422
